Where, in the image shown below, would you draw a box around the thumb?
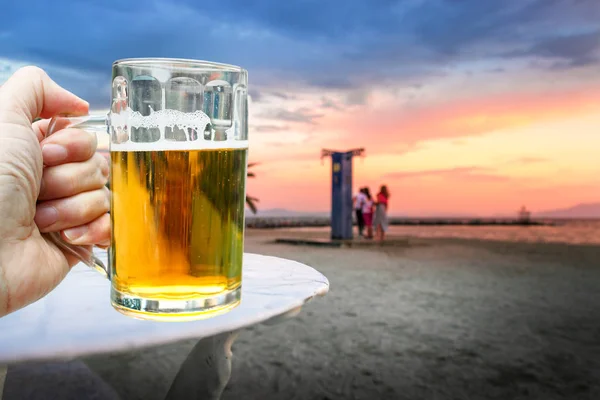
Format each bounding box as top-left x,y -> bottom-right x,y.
0,66 -> 89,128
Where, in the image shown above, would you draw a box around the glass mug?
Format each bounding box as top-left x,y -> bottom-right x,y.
45,58 -> 249,321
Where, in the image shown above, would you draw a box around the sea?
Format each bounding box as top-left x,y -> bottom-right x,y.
251,219 -> 600,246
383,219 -> 600,246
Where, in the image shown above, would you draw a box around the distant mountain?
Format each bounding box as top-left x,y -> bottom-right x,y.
535,203 -> 600,219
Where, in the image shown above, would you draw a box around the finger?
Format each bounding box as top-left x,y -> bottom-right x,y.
61,213 -> 111,247
0,66 -> 88,127
39,127 -> 98,166
39,153 -> 109,201
35,187 -> 110,232
32,118 -> 51,142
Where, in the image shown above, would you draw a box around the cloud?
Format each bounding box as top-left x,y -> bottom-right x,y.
384,166 -> 510,182
308,76 -> 356,89
1,0 -> 597,108
271,92 -> 294,100
407,0 -> 599,56
345,89 -> 370,106
259,107 -> 324,124
318,84 -> 600,152
251,91 -> 298,103
320,96 -> 343,110
249,89 -> 262,102
254,124 -> 290,133
507,30 -> 600,67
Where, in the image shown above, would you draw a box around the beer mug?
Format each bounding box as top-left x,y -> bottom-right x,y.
46,58 -> 249,321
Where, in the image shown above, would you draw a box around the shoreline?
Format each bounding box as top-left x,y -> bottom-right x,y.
245,222 -> 600,247
245,216 -> 557,229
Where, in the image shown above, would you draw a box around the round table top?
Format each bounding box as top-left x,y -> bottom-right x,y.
0,251 -> 329,364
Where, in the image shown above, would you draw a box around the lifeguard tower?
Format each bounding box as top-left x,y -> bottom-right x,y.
321,148 -> 365,240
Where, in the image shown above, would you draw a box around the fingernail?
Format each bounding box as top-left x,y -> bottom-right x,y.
42,144 -> 67,164
35,206 -> 58,228
64,225 -> 88,242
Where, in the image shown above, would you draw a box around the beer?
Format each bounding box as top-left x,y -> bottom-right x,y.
44,59 -> 249,321
109,146 -> 247,318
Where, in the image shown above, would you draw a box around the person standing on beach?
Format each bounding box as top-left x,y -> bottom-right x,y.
374,185 -> 390,241
353,187 -> 367,237
362,187 -> 375,239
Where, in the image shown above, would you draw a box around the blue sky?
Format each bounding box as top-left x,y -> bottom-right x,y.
1,0 -> 599,214
2,0 -> 598,107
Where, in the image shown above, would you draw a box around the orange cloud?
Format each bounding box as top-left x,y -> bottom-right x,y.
318,85 -> 600,152
384,166 -> 511,182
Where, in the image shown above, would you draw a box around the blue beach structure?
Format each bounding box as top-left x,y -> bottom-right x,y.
321,148 -> 365,240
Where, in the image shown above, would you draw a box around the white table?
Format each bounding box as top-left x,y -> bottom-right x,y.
0,251 -> 329,399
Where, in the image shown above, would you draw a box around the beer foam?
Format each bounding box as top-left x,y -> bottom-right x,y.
110,107 -> 211,133
109,107 -> 248,151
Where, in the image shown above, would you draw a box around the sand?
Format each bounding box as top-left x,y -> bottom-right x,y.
221,232 -> 600,400
4,229 -> 600,399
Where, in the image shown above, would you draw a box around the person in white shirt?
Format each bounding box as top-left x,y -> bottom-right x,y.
353,188 -> 367,237
362,187 -> 375,239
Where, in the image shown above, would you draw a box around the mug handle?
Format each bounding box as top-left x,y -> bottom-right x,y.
43,114 -> 111,279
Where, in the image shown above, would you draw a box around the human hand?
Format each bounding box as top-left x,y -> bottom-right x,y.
0,66 -> 110,317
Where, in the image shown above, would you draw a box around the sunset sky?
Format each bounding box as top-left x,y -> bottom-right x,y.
1,0 -> 599,216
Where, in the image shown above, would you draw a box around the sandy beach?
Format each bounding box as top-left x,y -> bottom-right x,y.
221,230 -> 600,400
4,228 -> 600,399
